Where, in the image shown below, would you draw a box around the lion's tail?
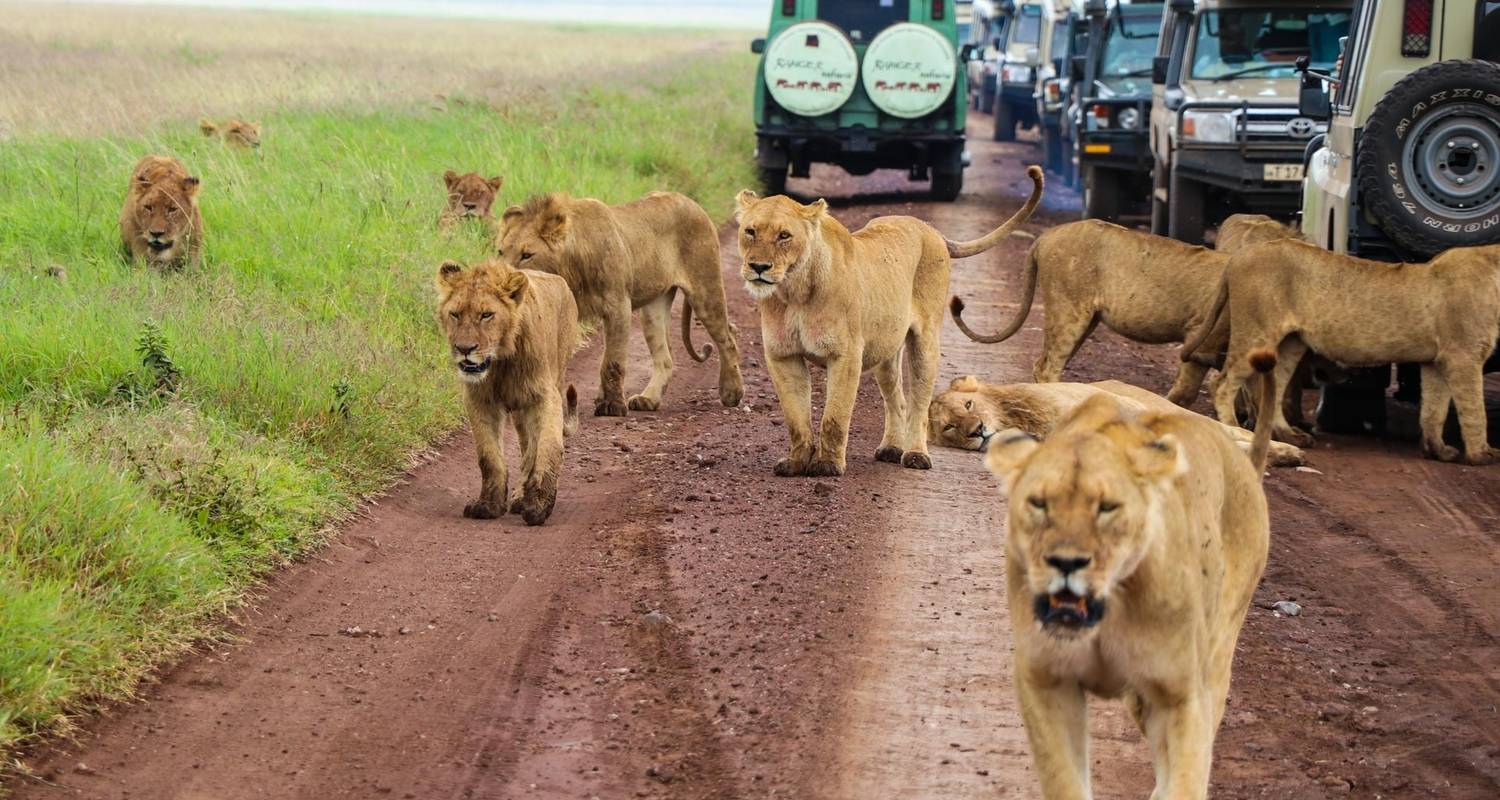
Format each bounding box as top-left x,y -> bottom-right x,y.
1181,273 -> 1230,363
563,385 -> 579,437
199,118 -> 219,137
1248,349 -> 1277,474
949,246 -> 1040,344
944,165 -> 1044,259
680,296 -> 712,363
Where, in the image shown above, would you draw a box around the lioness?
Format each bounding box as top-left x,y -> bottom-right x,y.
498,192 -> 743,416
119,155 -> 203,270
1215,212 -> 1304,255
928,374 -> 1307,467
734,166 -> 1044,477
986,353 -> 1275,799
199,118 -> 261,149
439,171 -> 503,228
436,259 -> 580,525
1185,238 -> 1500,464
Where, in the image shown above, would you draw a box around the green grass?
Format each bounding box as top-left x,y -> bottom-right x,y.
0,51 -> 756,756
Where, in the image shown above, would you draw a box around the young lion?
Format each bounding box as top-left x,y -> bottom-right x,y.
436,259 -> 580,525
199,118 -> 261,149
438,170 -> 503,228
734,166 -> 1044,477
986,354 -> 1275,800
1185,238 -> 1500,464
497,191 -> 743,416
928,375 -> 1307,467
119,155 -> 203,270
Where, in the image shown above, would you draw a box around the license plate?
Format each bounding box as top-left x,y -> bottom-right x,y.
1263,163 -> 1303,181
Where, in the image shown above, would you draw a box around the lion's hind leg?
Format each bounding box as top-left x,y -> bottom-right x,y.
872,355 -> 907,464
628,291 -> 674,412
1034,306 -> 1099,383
898,322 -> 940,470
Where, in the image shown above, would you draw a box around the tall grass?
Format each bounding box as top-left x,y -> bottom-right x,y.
0,51 -> 756,755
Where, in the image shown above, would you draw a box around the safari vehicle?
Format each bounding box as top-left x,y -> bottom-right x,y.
1295,0 -> 1500,429
967,0 -> 1005,112
1033,2 -> 1088,178
1074,0 -> 1162,219
993,0 -> 1047,139
1148,0 -> 1352,243
751,0 -> 971,201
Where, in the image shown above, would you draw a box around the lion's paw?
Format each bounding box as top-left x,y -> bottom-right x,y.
901,451 -> 933,470
719,383 -> 744,408
1464,447 -> 1497,467
463,500 -> 504,520
1423,440 -> 1462,463
627,394 -> 660,412
874,445 -> 904,464
1274,426 -> 1315,448
594,398 -> 629,417
807,459 -> 844,478
773,457 -> 809,477
518,499 -> 555,526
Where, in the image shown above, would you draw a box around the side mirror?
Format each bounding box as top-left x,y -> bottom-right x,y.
1024,46 -> 1040,66
1070,54 -> 1087,81
1151,55 -> 1170,84
751,38 -> 766,55
961,43 -> 981,62
1299,73 -> 1331,119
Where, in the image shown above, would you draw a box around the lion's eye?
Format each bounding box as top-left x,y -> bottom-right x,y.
943,424 -> 956,432
744,228 -> 756,238
1098,500 -> 1120,514
519,251 -> 533,262
1028,496 -> 1047,511
449,311 -> 460,320
777,231 -> 792,241
963,400 -> 973,410
479,312 -> 494,322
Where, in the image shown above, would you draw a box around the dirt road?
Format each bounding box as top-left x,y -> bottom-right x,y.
11,115 -> 1500,799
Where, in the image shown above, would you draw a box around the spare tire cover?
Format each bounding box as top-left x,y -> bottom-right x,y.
763,22 -> 859,117
861,23 -> 958,119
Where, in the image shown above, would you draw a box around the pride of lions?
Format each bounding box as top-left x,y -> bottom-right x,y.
119,132 -> 1499,798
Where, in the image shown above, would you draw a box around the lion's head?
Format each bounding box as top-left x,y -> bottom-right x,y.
126,171 -> 201,264
929,376 -> 1051,451
444,171 -> 503,220
435,259 -> 531,383
985,394 -> 1185,640
200,118 -> 261,149
733,190 -> 828,301
497,194 -> 571,273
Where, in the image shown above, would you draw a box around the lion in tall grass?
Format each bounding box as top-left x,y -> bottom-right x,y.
119,155 -> 203,270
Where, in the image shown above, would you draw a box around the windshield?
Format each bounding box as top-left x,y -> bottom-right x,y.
1097,11 -> 1159,93
1049,17 -> 1070,59
1190,9 -> 1350,80
1011,5 -> 1042,45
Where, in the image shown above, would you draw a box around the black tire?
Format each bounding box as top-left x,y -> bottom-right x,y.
1356,59 -> 1500,257
979,84 -> 996,115
1062,139 -> 1079,189
1167,167 -> 1205,244
1150,159 -> 1169,235
1043,127 -> 1064,174
759,165 -> 787,197
993,97 -> 1016,142
931,170 -> 963,202
1082,165 -> 1121,222
1315,368 -> 1390,436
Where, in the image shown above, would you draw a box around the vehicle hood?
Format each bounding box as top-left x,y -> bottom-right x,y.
1180,77 -> 1298,103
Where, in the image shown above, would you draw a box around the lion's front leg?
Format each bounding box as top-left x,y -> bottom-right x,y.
1016,669 -> 1092,800
811,354 -> 862,477
765,353 -> 815,476
871,356 -> 907,464
1141,693 -> 1214,800
594,296 -> 632,417
462,390 -> 508,520
513,391 -> 565,526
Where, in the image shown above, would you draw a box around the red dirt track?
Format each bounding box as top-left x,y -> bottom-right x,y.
8,116 -> 1500,800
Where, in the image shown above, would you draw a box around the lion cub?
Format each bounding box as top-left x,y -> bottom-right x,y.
436,259 -> 580,525
199,118 -> 261,149
119,155 -> 203,270
498,192 -> 743,416
986,354 -> 1276,800
734,167 -> 1043,477
439,171 -> 503,228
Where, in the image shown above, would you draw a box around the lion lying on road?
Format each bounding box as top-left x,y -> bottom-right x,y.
928,375 -> 1306,467
119,155 -> 203,270
439,170 -> 503,228
986,354 -> 1274,799
734,166 -> 1043,477
1185,238 -> 1500,464
199,118 -> 261,149
436,259 -> 580,525
498,191 -> 743,416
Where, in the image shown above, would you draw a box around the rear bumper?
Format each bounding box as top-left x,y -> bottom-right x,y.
756,127 -> 966,174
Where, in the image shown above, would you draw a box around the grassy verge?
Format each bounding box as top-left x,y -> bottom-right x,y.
0,50 -> 755,756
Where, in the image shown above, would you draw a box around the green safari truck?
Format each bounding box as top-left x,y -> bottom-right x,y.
751,0 -> 972,200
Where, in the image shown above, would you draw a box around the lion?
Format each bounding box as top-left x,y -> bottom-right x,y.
436,258 -> 581,525
984,353 -> 1275,800
119,155 -> 203,270
928,374 -> 1307,467
497,191 -> 743,416
199,118 -> 261,149
439,171 -> 503,228
733,166 -> 1044,477
1215,212 -> 1304,255
1184,238 -> 1500,464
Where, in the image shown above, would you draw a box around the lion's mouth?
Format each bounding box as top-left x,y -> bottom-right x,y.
146,240 -> 174,253
457,357 -> 493,376
1034,590 -> 1105,631
746,276 -> 776,286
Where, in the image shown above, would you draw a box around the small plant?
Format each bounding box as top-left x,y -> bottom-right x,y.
137,319 -> 181,395
330,379 -> 354,419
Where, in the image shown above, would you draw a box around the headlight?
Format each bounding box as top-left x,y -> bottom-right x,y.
1117,107 -> 1140,130
1181,111 -> 1235,144
1001,64 -> 1033,84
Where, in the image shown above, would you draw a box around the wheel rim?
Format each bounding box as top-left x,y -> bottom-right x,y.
1402,102 -> 1500,220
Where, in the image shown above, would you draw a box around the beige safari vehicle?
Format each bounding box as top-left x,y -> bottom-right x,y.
1148,0 -> 1352,244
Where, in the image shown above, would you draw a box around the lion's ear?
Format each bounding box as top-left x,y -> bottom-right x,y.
984,429 -> 1040,491
500,269 -> 529,303
443,170 -> 459,189
1129,434 -> 1187,484
950,375 -> 982,392
181,176 -> 201,198
436,260 -> 464,293
734,189 -> 760,219
800,198 -> 828,220
487,176 -> 504,192
539,209 -> 570,244
199,118 -> 217,137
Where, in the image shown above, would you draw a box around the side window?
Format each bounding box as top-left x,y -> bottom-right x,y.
1479,1 -> 1500,61
1015,6 -> 1043,45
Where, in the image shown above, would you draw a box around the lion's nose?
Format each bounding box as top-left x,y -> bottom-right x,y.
1045,556 -> 1091,575
149,229 -> 167,238
749,262 -> 772,274
463,202 -> 478,210
454,343 -> 477,356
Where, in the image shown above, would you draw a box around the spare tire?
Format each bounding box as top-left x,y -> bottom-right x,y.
1356,59 -> 1500,257
763,22 -> 859,118
861,23 -> 958,119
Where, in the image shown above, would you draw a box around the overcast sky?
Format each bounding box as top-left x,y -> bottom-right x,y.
46,0 -> 770,27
